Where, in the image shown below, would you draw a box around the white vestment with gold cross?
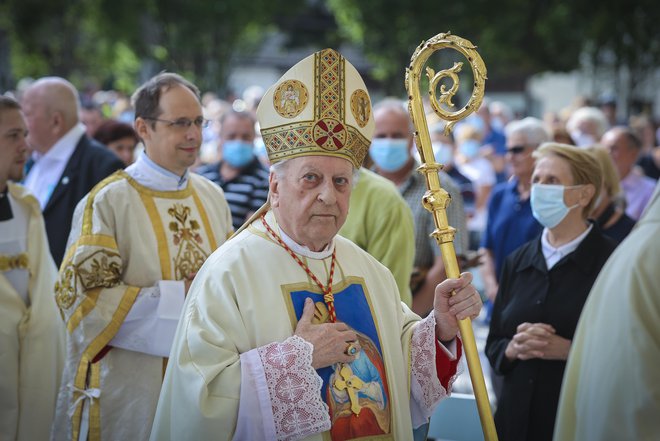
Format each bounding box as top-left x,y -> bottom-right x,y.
51,155 -> 233,441
151,210 -> 460,441
0,182 -> 64,441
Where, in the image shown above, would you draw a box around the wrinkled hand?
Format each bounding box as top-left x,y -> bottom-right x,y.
184,272 -> 197,295
505,322 -> 571,361
433,272 -> 483,342
295,298 -> 359,369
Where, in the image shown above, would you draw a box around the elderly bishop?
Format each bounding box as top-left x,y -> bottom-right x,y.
151,50 -> 482,441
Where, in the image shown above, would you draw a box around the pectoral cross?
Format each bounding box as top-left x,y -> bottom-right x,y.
333,363 -> 364,415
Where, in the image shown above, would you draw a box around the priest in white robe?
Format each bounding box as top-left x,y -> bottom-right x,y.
151,49 -> 482,441
51,73 -> 233,441
0,95 -> 64,441
554,183 -> 660,441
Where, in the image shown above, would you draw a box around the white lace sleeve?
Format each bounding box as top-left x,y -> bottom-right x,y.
233,335 -> 330,441
409,313 -> 461,428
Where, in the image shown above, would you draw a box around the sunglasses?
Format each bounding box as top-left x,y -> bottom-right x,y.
506,145 -> 527,155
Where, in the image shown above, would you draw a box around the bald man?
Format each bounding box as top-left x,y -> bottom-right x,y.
21,77 -> 124,265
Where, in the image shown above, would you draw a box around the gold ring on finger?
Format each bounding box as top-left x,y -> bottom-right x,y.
345,342 -> 358,356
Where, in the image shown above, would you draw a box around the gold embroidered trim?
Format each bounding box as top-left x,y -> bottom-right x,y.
82,172 -> 125,236
67,288 -> 102,333
139,192 -> 172,280
0,253 -> 28,271
71,286 -> 140,441
262,123 -> 370,167
60,235 -> 119,272
89,362 -> 101,441
191,187 -> 218,251
56,249 -> 122,311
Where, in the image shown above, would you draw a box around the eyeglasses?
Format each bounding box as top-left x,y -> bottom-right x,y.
506,145 -> 528,155
143,116 -> 209,130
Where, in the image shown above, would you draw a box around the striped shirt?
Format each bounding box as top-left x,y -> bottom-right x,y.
197,159 -> 270,230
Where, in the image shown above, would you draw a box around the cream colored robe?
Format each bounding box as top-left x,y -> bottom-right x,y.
554,184 -> 660,441
151,210 -> 459,441
51,171 -> 232,441
0,183 -> 64,441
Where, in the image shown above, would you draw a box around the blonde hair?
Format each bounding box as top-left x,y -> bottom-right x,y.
533,143 -> 602,217
584,145 -> 621,198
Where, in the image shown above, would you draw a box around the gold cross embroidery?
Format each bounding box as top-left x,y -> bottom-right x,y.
333,363 -> 364,415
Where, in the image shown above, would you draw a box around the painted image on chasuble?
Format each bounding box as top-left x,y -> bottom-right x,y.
286,279 -> 392,440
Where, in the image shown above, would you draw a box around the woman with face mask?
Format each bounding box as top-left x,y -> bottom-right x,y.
485,143 -> 617,441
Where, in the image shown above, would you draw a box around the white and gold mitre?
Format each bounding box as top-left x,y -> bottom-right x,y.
256,48 -> 374,168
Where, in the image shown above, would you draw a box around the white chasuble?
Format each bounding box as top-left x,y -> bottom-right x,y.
51,170 -> 232,441
0,183 -> 64,441
151,210 -> 460,441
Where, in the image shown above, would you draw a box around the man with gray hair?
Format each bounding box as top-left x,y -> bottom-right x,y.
21,77 -> 123,265
601,126 -> 656,220
480,117 -> 549,304
565,106 -> 609,148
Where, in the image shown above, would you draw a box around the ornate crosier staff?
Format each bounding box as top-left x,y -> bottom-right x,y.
405,31 -> 498,441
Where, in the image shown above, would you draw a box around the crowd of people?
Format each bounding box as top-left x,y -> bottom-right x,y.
1,46 -> 659,441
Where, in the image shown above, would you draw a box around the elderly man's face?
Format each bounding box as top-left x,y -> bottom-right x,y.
270,156 -> 353,251
602,130 -> 637,178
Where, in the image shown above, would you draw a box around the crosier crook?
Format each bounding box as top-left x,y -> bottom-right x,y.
405,31 -> 498,441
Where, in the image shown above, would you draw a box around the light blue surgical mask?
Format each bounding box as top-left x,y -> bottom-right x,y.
459,139 -> 481,159
531,183 -> 582,228
432,141 -> 454,165
223,140 -> 255,168
369,138 -> 409,172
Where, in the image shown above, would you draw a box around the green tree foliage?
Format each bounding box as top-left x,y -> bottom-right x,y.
2,0 -> 658,109
327,0 -> 659,103
2,0 -> 305,94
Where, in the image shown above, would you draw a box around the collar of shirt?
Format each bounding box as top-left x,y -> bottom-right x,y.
32,123 -> 85,163
279,227 -> 334,260
125,152 -> 189,191
396,160 -> 420,194
24,124 -> 85,208
541,223 -> 592,270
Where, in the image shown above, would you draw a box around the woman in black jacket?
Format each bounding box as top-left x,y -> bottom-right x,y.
486,143 -> 616,441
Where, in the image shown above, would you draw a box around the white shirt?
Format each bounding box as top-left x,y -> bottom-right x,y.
541,224 -> 592,270
125,152 -> 189,191
24,124 -> 86,209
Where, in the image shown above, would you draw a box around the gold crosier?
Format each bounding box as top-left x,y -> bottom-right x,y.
405,31 -> 498,441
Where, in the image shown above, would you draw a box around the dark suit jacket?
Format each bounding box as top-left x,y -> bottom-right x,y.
485,224 -> 616,441
42,135 -> 124,266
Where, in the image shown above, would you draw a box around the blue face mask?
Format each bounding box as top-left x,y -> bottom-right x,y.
459,139 -> 481,159
369,138 -> 409,172
531,183 -> 581,228
223,140 -> 254,168
432,141 -> 454,165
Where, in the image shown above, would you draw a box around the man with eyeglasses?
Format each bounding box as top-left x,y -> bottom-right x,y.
51,72 -> 233,441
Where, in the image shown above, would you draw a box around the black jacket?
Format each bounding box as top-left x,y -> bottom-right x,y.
42,135 -> 123,266
486,225 -> 616,441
